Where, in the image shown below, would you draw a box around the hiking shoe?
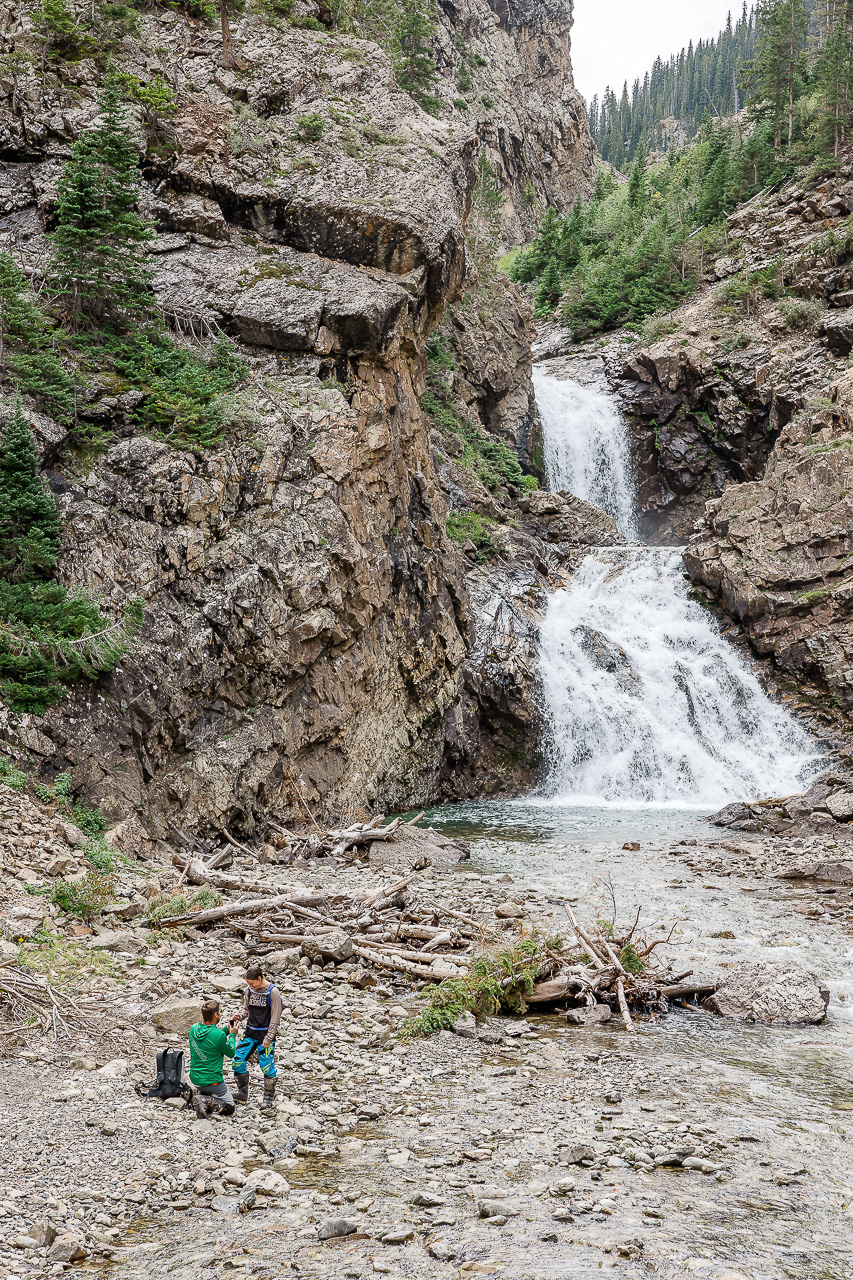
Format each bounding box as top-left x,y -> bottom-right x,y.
233,1072 -> 250,1103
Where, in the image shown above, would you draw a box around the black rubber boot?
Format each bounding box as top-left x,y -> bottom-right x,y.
260,1077 -> 276,1113
193,1092 -> 210,1119
233,1072 -> 249,1104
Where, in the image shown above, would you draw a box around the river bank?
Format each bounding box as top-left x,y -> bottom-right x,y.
2,802 -> 852,1280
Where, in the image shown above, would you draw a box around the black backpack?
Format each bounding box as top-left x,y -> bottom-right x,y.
138,1047 -> 192,1101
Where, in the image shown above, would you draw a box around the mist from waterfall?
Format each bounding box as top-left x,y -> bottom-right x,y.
533,370 -> 820,807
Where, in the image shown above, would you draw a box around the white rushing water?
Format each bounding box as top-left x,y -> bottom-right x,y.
533,370 -> 820,806
532,368 -> 639,539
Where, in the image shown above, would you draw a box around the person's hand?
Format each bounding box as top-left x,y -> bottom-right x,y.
229,1015 -> 239,1031
262,1038 -> 270,1050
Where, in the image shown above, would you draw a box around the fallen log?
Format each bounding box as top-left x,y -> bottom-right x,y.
352,944 -> 467,979
158,892 -> 297,927
659,981 -> 717,999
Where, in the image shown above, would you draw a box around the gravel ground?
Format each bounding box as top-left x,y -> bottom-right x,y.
2,817 -> 852,1280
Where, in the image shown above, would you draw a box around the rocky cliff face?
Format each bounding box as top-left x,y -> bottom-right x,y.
0,0 -> 597,834
434,0 -> 594,243
556,163 -> 853,544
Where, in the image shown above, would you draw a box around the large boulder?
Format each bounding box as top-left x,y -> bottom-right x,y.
150,996 -> 202,1036
780,860 -> 853,885
702,962 -> 829,1025
301,930 -> 353,965
1,899 -> 48,940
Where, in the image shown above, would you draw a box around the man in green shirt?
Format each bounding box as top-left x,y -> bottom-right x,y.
188,998 -> 238,1118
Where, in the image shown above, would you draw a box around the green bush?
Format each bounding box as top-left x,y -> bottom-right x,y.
0,402 -> 142,712
776,296 -> 825,330
0,253 -> 74,419
0,756 -> 27,791
446,511 -> 506,562
294,112 -> 325,141
72,329 -> 246,452
51,870 -> 115,921
146,886 -> 222,925
400,940 -> 544,1038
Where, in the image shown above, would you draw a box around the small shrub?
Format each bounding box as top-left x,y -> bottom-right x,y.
294,112 -> 325,141
51,870 -> 115,921
776,296 -> 824,330
447,511 -> 506,562
146,886 -> 222,925
0,756 -> 27,790
400,939 -> 545,1038
717,328 -> 752,353
619,943 -> 645,975
453,98 -> 468,111
635,310 -> 678,344
426,335 -> 456,370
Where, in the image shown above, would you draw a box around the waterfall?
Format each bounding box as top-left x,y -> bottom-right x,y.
533,368 -> 639,540
534,371 -> 820,806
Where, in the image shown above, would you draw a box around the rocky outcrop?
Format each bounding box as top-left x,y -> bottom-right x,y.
434,0 -> 594,243
709,770 -> 853,838
684,368 -> 853,720
441,279 -> 543,473
702,961 -> 830,1026
0,0 -> 600,830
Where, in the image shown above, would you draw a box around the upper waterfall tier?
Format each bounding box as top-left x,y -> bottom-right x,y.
533,369 -> 639,541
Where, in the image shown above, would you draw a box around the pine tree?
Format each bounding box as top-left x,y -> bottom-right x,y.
0,252 -> 74,418
46,72 -> 154,328
746,0 -> 808,149
393,0 -> 439,112
627,144 -> 649,206
534,256 -> 562,314
814,0 -> 853,156
0,398 -> 61,583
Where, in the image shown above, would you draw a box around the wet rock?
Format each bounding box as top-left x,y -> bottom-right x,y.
564,1003 -> 612,1027
573,625 -> 641,697
48,1234 -> 87,1262
780,860 -> 853,885
703,961 -> 829,1025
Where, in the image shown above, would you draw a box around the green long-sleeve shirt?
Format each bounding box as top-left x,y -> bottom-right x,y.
188,1022 -> 236,1086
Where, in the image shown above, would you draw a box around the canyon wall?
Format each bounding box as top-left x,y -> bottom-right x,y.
0,0 -> 597,835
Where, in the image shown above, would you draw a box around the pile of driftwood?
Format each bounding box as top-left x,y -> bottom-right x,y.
159,852 -> 712,1026
525,904 -> 714,1034
164,855 -> 475,980
0,962 -> 125,1051
169,813 -> 422,867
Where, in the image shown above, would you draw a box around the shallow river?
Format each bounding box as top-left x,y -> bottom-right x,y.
426,800 -> 853,1279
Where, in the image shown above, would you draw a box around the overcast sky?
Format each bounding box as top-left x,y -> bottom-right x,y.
571,0 -> 744,102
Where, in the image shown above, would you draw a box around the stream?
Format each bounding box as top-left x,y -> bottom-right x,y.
429,370 -> 853,1277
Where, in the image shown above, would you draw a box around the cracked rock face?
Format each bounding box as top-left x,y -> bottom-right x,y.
703,961 -> 830,1025
684,368 -> 853,717
0,0 -> 603,832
